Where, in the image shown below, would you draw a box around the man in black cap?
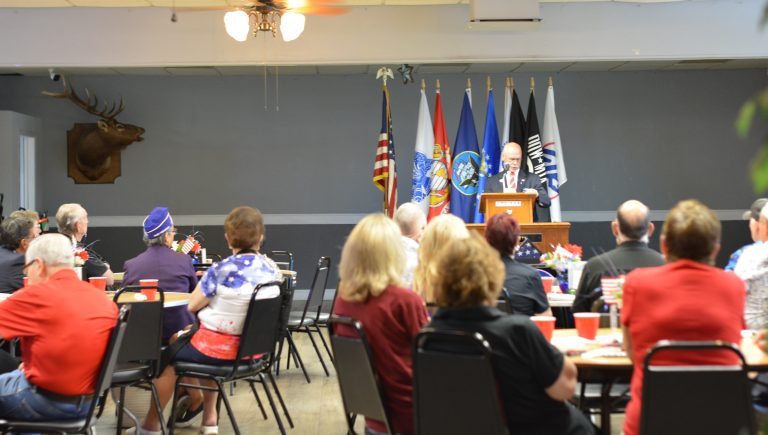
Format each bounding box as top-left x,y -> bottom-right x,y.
724,198 -> 768,271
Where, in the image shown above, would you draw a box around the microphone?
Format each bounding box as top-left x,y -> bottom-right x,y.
503,163 -> 511,173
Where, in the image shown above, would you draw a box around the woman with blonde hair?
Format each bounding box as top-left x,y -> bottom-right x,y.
412,214 -> 470,303
333,213 -> 429,435
428,234 -> 593,435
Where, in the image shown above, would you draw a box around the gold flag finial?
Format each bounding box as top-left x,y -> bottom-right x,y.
421,79 -> 426,91
530,76 -> 535,91
548,76 -> 553,87
467,78 -> 471,89
436,79 -> 441,91
486,76 -> 491,93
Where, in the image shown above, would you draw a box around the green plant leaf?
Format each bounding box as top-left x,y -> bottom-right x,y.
751,145 -> 768,193
737,100 -> 757,138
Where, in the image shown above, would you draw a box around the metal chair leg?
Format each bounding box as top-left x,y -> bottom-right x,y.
256,373 -> 287,435
314,324 -> 334,363
286,333 -> 311,383
115,387 -> 126,435
305,326 -> 330,376
217,381 -> 241,435
148,381 -> 168,435
249,381 -> 268,420
266,371 -> 294,428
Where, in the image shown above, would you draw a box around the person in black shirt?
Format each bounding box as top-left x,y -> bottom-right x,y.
572,200 -> 664,313
485,213 -> 550,316
427,234 -> 593,435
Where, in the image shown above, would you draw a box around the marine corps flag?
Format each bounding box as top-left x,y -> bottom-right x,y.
373,85 -> 397,217
450,86 -> 481,223
427,84 -> 451,221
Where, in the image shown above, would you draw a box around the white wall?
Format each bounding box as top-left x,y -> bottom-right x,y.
0,1 -> 766,67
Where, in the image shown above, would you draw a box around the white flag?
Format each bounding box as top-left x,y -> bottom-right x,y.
500,81 -> 512,169
542,82 -> 567,222
411,88 -> 434,214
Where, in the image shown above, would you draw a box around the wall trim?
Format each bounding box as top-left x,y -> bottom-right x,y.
77,209 -> 747,228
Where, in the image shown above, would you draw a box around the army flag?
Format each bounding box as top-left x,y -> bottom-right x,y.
411,86 -> 434,215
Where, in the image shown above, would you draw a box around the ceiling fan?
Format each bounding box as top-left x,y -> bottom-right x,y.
183,0 -> 348,42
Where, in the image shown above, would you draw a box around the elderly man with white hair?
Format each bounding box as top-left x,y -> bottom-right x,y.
0,233 -> 118,420
56,203 -> 114,285
393,202 -> 427,288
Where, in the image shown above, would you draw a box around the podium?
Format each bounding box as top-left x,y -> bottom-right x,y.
479,193 -> 537,224
469,192 -> 571,253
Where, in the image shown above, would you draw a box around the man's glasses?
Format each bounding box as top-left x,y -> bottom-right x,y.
22,258 -> 39,270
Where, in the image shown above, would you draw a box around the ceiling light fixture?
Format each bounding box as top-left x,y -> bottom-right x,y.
224,5 -> 305,43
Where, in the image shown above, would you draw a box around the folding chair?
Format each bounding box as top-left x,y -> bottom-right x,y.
0,305 -> 130,435
639,340 -> 756,435
329,315 -> 394,435
413,329 -> 508,435
278,256 -> 332,382
168,281 -> 292,435
107,285 -> 167,435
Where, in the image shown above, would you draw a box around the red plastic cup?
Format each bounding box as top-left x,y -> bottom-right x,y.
531,316 -> 557,342
23,277 -> 29,287
541,277 -> 556,293
573,313 -> 601,340
89,276 -> 107,291
139,279 -> 158,301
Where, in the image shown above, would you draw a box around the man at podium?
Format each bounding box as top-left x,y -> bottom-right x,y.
485,142 -> 550,222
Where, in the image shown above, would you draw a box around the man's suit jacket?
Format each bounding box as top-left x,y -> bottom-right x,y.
485,170 -> 551,221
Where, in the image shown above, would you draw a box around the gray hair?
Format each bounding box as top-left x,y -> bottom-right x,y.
56,203 -> 86,236
25,233 -> 74,268
394,202 -> 427,239
0,216 -> 36,251
143,229 -> 173,247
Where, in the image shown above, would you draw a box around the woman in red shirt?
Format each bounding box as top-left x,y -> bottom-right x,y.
333,214 -> 429,435
621,200 -> 745,435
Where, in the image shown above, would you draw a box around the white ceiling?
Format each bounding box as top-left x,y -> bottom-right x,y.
0,0 -> 690,6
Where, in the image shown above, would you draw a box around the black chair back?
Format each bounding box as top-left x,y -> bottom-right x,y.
329,315 -> 394,435
303,256 -> 331,323
267,250 -> 295,272
639,340 -> 756,435
496,288 -> 513,314
413,329 -> 508,435
233,281 -> 284,370
113,285 -> 165,367
86,305 -> 131,429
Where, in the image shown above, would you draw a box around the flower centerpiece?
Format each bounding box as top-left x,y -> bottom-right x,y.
73,246 -> 89,267
540,244 -> 583,292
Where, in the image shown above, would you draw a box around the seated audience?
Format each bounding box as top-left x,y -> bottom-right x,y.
56,203 -> 114,285
0,214 -> 40,293
573,199 -> 663,312
393,202 -> 427,288
413,214 -> 470,303
621,199 -> 745,435
333,214 -> 429,435
427,234 -> 592,435
0,233 -> 118,419
734,203 -> 768,329
726,198 -> 768,271
123,207 -> 197,343
485,213 -> 551,316
132,206 -> 282,435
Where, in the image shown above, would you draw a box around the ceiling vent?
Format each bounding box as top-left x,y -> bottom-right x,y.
467,0 -> 541,31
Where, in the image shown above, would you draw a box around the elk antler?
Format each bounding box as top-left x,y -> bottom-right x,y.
42,76 -> 125,121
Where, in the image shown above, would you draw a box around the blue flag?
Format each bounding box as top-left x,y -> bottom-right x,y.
473,88 -> 501,223
450,90 -> 481,223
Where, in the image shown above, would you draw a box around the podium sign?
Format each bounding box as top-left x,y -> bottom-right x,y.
479,192 -> 536,224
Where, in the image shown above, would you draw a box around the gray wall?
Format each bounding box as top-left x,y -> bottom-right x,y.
0,69 -> 765,279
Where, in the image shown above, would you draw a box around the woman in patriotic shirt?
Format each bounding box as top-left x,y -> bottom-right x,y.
132,206 -> 281,435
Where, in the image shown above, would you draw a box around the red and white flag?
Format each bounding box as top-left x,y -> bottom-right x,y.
373,85 -> 397,217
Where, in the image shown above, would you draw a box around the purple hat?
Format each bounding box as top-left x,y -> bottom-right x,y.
143,207 -> 173,239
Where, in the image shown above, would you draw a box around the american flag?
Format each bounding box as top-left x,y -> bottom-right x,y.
601,276 -> 624,305
373,86 -> 397,217
180,236 -> 196,254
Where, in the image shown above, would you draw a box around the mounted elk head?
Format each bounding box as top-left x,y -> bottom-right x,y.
43,76 -> 145,183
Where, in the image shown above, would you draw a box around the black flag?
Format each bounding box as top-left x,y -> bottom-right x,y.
526,90 -> 551,222
509,88 -> 527,153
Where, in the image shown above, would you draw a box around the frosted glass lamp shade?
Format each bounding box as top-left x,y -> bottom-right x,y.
224,10 -> 250,42
280,11 -> 305,42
